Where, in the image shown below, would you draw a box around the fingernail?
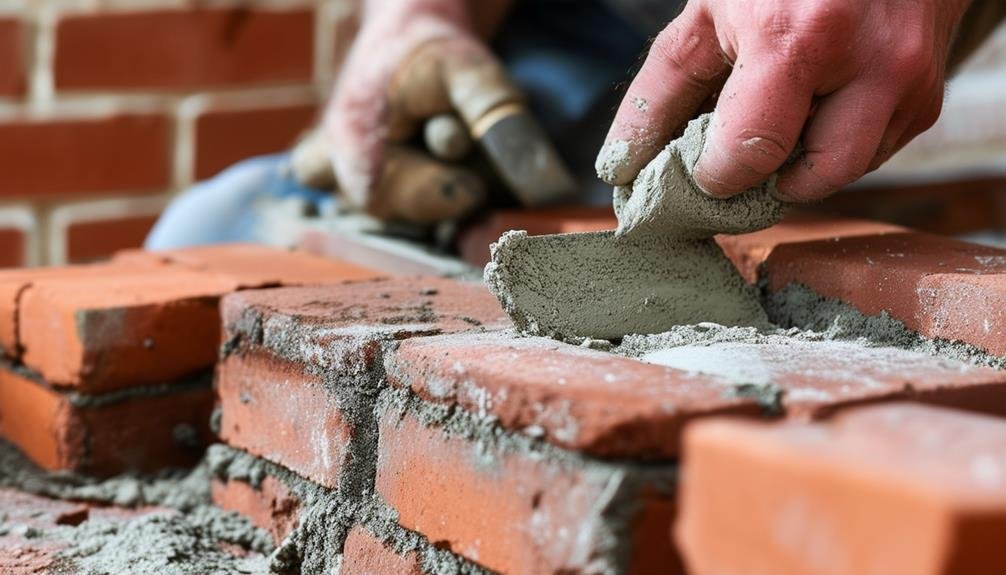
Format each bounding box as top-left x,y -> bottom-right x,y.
595,140 -> 633,184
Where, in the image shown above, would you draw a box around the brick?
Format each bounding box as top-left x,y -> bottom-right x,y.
0,114 -> 169,198
677,404 -> 1006,575
0,19 -> 26,97
0,228 -> 26,268
211,476 -> 301,544
458,206 -> 617,268
66,213 -> 158,263
144,243 -> 380,288
19,267 -> 235,392
0,366 -> 212,474
194,102 -> 317,180
764,231 -> 1006,355
341,525 -> 422,575
715,214 -> 908,282
218,277 -> 507,486
55,8 -> 314,91
376,408 -> 677,575
388,331 -> 1006,458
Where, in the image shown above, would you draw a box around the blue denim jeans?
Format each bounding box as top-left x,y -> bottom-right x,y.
146,0 -> 651,249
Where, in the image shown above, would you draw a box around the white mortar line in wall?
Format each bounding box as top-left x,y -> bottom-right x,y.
46,194 -> 169,265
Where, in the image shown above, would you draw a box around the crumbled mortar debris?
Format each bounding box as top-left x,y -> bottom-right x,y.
486,114 -> 785,340
0,440 -> 273,574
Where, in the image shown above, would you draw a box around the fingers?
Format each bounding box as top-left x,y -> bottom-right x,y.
291,129 -> 337,190
776,84 -> 897,202
596,4 -> 728,186
692,54 -> 815,198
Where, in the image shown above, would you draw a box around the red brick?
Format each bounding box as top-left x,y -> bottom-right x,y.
145,243 -> 381,288
0,114 -> 170,198
55,8 -> 314,91
218,277 -> 508,486
194,102 -> 317,180
764,232 -> 1006,355
715,214 -> 908,283
211,476 -> 301,544
0,20 -> 26,97
341,525 -> 422,575
388,331 -> 1006,458
677,404 -> 1006,575
376,408 -> 676,575
0,227 -> 26,268
66,213 -> 159,263
19,267 -> 235,392
218,351 -> 349,489
458,206 -> 617,268
0,366 -> 212,474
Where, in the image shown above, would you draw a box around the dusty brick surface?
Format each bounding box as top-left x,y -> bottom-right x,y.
458,206 -> 617,268
218,277 -> 507,487
715,214 -> 908,283
765,232 -> 1006,355
194,102 -> 317,180
0,488 -> 93,573
54,8 -> 314,91
376,408 -> 678,575
0,365 -> 212,474
341,525 -> 423,575
211,475 -> 301,544
677,404 -> 1006,575
0,114 -> 169,198
388,330 -> 1006,458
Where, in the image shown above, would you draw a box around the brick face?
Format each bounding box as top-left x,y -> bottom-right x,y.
0,114 -> 170,198
0,19 -> 25,97
194,102 -> 317,181
677,404 -> 1006,575
341,526 -> 423,575
54,8 -> 315,91
211,476 -> 301,544
0,229 -> 26,268
66,214 -> 158,263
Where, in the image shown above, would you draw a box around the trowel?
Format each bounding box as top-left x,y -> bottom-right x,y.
485,114 -> 785,341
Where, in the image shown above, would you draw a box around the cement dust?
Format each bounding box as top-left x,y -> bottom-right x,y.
487,113 -> 786,340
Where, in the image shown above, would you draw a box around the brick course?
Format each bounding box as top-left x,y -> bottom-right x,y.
678,404 -> 1006,575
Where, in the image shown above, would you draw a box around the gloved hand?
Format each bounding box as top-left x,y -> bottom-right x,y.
596,0 -> 972,202
293,0 -> 521,225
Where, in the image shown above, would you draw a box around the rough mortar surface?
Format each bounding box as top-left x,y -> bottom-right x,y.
487,114 -> 783,339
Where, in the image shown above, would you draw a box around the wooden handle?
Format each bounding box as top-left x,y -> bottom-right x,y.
372,146 -> 486,224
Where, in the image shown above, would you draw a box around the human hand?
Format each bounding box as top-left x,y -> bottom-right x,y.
596,0 -> 972,202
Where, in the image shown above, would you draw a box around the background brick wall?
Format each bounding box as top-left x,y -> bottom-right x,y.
0,0 -> 359,268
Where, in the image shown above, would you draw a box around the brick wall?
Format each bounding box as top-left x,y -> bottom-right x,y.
0,0 -> 359,268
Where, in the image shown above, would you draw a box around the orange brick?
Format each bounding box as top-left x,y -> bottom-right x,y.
765,232 -> 1006,355
0,19 -> 26,97
66,213 -> 158,263
341,526 -> 422,575
0,366 -> 212,474
0,114 -> 169,198
677,404 -> 1006,575
211,476 -> 300,544
54,8 -> 314,91
714,214 -> 908,283
194,102 -> 317,180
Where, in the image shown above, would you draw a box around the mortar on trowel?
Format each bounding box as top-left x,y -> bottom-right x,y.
485,114 -> 788,341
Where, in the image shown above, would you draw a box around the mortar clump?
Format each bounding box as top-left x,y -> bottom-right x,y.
486,113 -> 785,340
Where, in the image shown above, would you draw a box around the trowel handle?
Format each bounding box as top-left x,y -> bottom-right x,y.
372,146 -> 485,224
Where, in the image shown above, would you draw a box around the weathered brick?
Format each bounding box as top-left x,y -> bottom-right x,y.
341,525 -> 423,575
0,366 -> 212,474
715,214 -> 908,282
0,114 -> 170,198
218,277 -> 508,486
0,19 -> 26,97
458,207 -> 617,268
66,213 -> 159,263
54,8 -> 314,91
376,407 -> 678,575
19,267 -> 235,392
677,404 -> 1006,575
211,475 -> 301,544
764,232 -> 1006,355
388,330 -> 1006,458
194,102 -> 317,180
